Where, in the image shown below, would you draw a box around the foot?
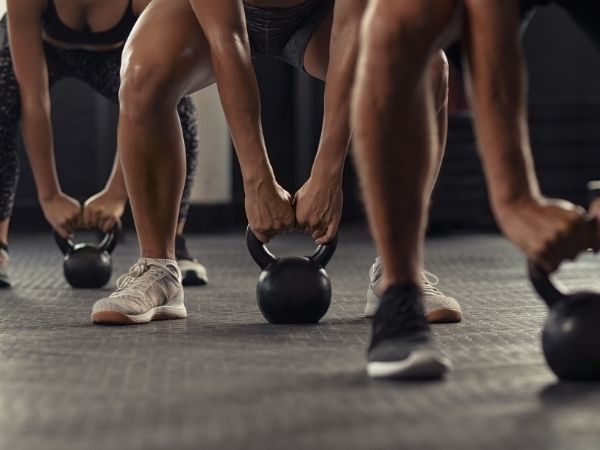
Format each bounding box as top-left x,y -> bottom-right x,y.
365,258 -> 462,322
176,235 -> 208,286
0,245 -> 10,288
91,258 -> 187,325
367,283 -> 451,380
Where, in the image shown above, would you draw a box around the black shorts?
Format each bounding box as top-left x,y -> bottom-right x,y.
244,0 -> 334,72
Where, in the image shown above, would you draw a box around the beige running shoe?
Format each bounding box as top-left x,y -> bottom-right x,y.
0,247 -> 10,288
365,258 -> 463,323
92,258 -> 187,325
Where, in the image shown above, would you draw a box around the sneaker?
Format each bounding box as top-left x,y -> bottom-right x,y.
365,258 -> 462,323
367,283 -> 452,380
176,235 -> 208,286
91,258 -> 187,325
0,247 -> 10,288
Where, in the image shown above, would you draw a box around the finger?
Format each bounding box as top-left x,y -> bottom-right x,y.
255,232 -> 271,244
311,227 -> 326,242
82,207 -> 91,228
55,225 -> 70,239
316,224 -> 337,246
101,217 -> 116,233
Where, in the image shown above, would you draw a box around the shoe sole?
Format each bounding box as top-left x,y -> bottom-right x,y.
92,291 -> 187,325
365,285 -> 463,323
368,350 -> 452,380
91,305 -> 188,325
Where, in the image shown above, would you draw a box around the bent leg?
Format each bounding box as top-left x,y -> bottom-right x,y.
352,0 -> 461,289
118,0 -> 215,259
81,49 -> 200,232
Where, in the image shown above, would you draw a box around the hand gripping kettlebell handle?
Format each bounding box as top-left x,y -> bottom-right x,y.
246,225 -> 277,270
528,262 -> 568,308
310,235 -> 338,268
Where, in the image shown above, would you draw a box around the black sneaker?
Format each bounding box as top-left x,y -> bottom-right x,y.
367,283 -> 451,379
175,235 -> 208,286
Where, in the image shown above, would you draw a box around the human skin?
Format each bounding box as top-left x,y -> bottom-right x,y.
352,0 -> 598,292
4,0 -> 151,240
117,0 -> 392,260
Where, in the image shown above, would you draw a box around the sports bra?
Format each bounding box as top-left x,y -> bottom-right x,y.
42,0 -> 137,46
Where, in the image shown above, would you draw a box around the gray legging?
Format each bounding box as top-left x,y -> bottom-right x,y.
0,16 -> 199,222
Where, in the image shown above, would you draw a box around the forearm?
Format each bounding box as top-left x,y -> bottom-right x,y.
20,101 -> 61,200
103,153 -> 128,200
209,37 -> 274,185
463,0 -> 541,210
312,19 -> 359,180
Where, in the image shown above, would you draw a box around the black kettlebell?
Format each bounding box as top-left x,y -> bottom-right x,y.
54,224 -> 120,289
246,226 -> 337,324
529,263 -> 600,381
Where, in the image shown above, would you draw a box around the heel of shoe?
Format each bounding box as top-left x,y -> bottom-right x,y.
365,285 -> 381,317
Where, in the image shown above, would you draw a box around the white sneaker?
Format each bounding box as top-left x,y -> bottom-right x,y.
92,258 -> 187,325
178,258 -> 208,286
0,248 -> 10,288
365,258 -> 463,323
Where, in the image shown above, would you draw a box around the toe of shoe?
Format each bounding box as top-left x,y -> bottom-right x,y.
423,295 -> 463,323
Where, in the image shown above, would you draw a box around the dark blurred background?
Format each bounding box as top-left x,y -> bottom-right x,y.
9,4 -> 600,234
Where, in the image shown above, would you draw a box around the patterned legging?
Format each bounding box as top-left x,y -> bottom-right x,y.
0,16 -> 198,222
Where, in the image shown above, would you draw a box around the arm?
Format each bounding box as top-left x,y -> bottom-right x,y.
189,0 -> 295,242
7,0 -> 81,237
295,1 -> 367,244
82,0 -> 155,231
462,0 -> 598,270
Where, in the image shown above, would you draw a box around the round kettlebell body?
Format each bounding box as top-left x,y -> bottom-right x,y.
54,223 -> 120,289
542,293 -> 600,381
246,226 -> 337,325
63,244 -> 113,289
257,256 -> 331,324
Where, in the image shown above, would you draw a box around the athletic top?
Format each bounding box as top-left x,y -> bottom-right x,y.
42,0 -> 137,46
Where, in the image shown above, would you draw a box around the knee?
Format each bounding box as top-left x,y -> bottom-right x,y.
118,55 -> 178,123
429,51 -> 449,112
361,2 -> 437,63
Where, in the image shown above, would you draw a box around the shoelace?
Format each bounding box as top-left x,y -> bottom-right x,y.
421,270 -> 444,296
115,259 -> 176,294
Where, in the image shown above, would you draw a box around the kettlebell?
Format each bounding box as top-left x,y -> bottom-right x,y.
54,224 -> 120,289
246,226 -> 337,324
529,263 -> 600,381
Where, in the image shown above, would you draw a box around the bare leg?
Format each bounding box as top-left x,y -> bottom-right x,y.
118,0 -> 215,260
352,0 -> 460,291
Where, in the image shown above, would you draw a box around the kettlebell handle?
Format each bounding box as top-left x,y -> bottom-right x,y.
246,226 -> 277,269
528,262 -> 568,308
100,221 -> 122,254
245,225 -> 338,270
310,234 -> 338,268
54,231 -> 75,255
53,221 -> 121,255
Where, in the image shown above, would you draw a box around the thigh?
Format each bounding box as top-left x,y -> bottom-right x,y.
123,0 -> 215,98
561,0 -> 600,54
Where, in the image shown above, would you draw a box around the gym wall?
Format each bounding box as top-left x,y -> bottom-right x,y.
0,2 -> 5,17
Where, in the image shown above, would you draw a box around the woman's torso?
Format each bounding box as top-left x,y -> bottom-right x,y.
41,0 -> 139,51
